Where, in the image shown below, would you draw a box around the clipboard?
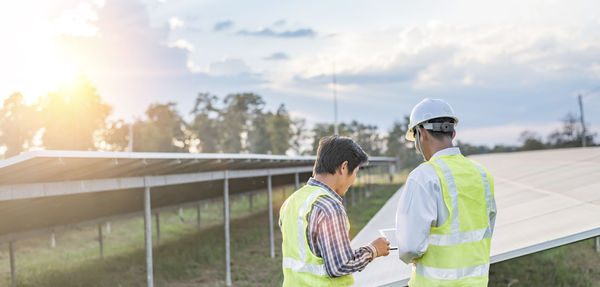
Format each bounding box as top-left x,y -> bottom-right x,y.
378,228 -> 398,250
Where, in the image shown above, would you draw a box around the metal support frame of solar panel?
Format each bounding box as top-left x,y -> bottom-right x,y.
0,150 -> 396,287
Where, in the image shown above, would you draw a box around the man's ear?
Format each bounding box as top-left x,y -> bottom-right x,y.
339,161 -> 349,175
419,126 -> 428,141
452,130 -> 456,140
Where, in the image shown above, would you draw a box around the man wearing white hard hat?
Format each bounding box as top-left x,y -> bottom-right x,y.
394,98 -> 497,286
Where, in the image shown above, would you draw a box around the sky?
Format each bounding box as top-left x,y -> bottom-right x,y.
1,0 -> 600,146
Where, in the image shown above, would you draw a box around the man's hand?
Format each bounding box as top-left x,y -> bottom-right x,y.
370,237 -> 390,257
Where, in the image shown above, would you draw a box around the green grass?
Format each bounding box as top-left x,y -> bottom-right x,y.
489,238 -> 600,287
0,182 -> 401,287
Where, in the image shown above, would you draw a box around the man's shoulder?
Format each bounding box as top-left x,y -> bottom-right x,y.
408,162 -> 438,181
312,194 -> 345,216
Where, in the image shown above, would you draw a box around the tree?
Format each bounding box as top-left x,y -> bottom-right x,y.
519,130 -> 545,151
190,93 -> 221,153
0,93 -> 39,157
547,113 -> 596,148
132,103 -> 189,152
40,75 -> 112,150
220,93 -> 265,153
268,104 -> 291,155
290,118 -> 310,155
385,117 -> 421,171
385,119 -> 405,157
311,123 -> 335,154
248,111 -> 272,154
102,119 -> 131,151
347,120 -> 382,156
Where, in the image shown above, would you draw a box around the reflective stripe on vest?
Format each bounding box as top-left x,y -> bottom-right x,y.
295,188 -> 327,269
416,262 -> 490,280
281,184 -> 355,286
424,158 -> 493,247
282,257 -> 327,276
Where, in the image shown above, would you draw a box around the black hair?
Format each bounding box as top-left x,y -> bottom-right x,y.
313,135 -> 369,176
415,117 -> 455,141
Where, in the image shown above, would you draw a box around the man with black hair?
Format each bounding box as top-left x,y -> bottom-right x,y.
280,135 -> 390,286
395,99 -> 497,286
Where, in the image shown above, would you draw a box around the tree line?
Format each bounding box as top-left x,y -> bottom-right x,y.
0,75 -> 395,159
456,113 -> 598,156
0,75 -> 596,171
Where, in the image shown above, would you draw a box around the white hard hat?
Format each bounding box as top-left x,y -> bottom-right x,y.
405,98 -> 458,142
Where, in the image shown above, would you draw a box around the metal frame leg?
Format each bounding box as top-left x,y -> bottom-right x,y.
224,171 -> 232,286
144,182 -> 154,287
197,204 -> 201,228
9,241 -> 15,287
268,172 -> 275,258
98,223 -> 104,260
155,213 -> 160,245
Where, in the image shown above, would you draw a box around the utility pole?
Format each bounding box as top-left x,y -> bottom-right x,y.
578,94 -> 586,147
332,62 -> 339,135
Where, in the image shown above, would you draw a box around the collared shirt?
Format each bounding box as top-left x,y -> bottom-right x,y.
303,178 -> 376,277
395,147 -> 497,264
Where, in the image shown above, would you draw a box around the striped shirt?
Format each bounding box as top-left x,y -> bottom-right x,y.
305,178 -> 376,277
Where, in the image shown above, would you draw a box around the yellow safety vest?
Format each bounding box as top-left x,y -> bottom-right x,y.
280,185 -> 355,287
409,154 -> 495,287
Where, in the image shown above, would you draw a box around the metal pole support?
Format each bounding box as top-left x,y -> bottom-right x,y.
268,171 -> 275,258
595,236 -> 600,253
51,232 -> 56,248
224,171 -> 232,286
197,204 -> 201,228
295,172 -> 300,190
143,179 -> 154,287
9,241 -> 15,287
249,193 -> 254,213
98,223 -> 104,260
155,213 -> 161,245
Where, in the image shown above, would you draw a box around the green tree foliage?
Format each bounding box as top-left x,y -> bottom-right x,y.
347,120 -> 382,156
39,75 -> 111,150
0,93 -> 39,157
290,118 -> 311,155
311,123 -> 335,153
386,118 -> 422,170
547,113 -> 596,148
248,111 -> 272,154
268,104 -> 291,155
190,93 -> 221,153
102,119 -> 131,151
519,130 -> 545,151
311,120 -> 383,156
220,93 -> 265,153
132,103 -> 189,152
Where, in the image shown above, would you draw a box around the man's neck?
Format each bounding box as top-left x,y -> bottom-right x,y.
426,141 -> 454,161
313,174 -> 342,196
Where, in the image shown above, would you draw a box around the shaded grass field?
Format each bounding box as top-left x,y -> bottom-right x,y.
1,178 -> 599,286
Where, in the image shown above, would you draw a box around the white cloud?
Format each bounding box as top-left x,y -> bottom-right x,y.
168,38 -> 194,52
169,17 -> 184,30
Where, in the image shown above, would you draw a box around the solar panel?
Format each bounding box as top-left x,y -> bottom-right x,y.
351,147 -> 600,286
